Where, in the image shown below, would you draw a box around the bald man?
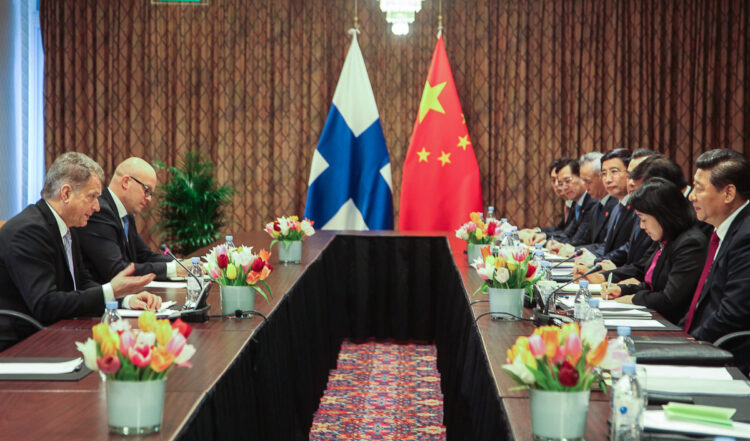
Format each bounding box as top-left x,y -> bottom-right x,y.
77,157 -> 189,283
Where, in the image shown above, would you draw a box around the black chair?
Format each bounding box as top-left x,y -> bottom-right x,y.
0,310 -> 44,351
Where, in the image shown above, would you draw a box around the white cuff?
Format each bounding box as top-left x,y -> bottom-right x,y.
121,295 -> 135,310
102,283 -> 115,303
166,261 -> 177,279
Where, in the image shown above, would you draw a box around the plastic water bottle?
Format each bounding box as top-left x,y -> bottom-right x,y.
540,261 -> 552,281
534,243 -> 544,251
510,226 -> 521,246
186,257 -> 204,308
531,250 -> 545,267
225,235 -> 235,250
486,206 -> 496,222
611,326 -> 637,379
498,231 -> 514,248
101,301 -> 122,327
574,280 -> 592,321
610,362 -> 644,441
582,298 -> 604,327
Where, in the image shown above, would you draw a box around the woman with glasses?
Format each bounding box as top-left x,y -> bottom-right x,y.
600,177 -> 708,325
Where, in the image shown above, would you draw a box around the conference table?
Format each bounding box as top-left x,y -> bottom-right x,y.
0,232 -> 704,440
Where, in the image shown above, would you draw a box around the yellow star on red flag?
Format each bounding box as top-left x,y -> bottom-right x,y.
438,151 -> 451,166
417,147 -> 430,162
418,81 -> 446,123
456,135 -> 471,150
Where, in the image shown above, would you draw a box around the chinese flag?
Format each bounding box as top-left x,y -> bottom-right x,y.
398,35 -> 483,231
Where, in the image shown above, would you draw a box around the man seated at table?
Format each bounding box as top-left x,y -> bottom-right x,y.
0,152 -> 160,350
536,158 -> 599,250
682,149 -> 750,371
519,158 -> 572,243
77,157 -> 190,283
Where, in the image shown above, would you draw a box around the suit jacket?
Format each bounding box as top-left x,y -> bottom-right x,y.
548,193 -> 599,244
584,201 -> 637,258
610,225 -> 707,325
569,195 -> 618,246
0,200 -> 105,346
688,204 -> 750,371
541,201 -> 574,234
77,188 -> 171,284
605,225 -> 656,267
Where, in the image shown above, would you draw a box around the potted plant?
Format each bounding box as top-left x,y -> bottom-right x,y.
202,244 -> 273,314
75,313 -> 196,435
264,216 -> 315,264
154,151 -> 233,255
471,246 -> 543,319
455,212 -> 508,264
503,322 -> 627,440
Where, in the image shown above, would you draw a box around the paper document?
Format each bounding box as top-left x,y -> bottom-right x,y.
604,318 -> 665,328
0,357 -> 82,375
558,283 -> 602,294
644,410 -> 750,438
598,299 -> 647,310
642,365 -> 733,381
117,301 -> 178,318
600,309 -> 652,318
146,281 -> 187,289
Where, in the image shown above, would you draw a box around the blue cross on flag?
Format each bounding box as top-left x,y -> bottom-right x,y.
304,31 -> 394,230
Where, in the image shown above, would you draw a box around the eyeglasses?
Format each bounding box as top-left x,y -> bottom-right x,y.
129,176 -> 153,197
601,168 -> 624,179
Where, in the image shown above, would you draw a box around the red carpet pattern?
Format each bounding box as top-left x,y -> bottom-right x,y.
310,341 -> 446,440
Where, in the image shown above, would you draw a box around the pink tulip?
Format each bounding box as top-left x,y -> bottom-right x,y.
128,343 -> 152,367
210,267 -> 221,279
564,332 -> 583,364
528,334 -> 546,359
465,222 -> 477,233
165,332 -> 186,357
119,329 -> 135,355
97,354 -> 121,374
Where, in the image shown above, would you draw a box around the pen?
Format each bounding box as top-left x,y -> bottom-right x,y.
604,273 -> 612,300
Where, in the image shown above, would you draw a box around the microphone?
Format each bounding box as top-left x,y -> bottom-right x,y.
533,264 -> 603,326
159,244 -> 203,292
551,249 -> 583,268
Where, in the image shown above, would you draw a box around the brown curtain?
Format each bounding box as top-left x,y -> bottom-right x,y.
40,0 -> 750,245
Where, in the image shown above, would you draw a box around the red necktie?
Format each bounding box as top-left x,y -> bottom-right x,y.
683,232 -> 720,332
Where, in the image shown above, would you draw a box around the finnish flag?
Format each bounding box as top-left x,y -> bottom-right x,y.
304,32 -> 394,230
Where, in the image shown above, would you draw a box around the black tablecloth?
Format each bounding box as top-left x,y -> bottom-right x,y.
177,235 -> 505,440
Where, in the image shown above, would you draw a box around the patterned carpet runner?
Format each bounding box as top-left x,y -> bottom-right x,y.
310,340 -> 447,440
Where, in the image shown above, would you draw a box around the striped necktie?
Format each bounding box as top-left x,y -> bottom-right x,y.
63,231 -> 77,290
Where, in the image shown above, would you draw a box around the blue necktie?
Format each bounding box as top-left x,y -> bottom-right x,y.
574,203 -> 581,221
122,215 -> 130,241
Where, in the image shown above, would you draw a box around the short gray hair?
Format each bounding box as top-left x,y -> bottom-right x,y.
41,152 -> 105,199
579,152 -> 604,174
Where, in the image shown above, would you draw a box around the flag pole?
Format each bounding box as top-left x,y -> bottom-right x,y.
437,0 -> 443,38
354,0 -> 359,31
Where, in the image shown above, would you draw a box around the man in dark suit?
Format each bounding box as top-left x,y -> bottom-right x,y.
520,158 -> 573,244
0,153 -> 160,349
683,149 -> 750,371
77,157 -> 189,283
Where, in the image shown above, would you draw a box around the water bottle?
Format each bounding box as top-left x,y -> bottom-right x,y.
186,257 -> 204,308
499,232 -> 514,248
582,298 -> 604,327
510,226 -> 521,246
574,280 -> 592,321
225,235 -> 235,250
534,243 -> 544,251
486,206 -> 496,222
611,326 -> 637,379
540,261 -> 552,281
531,250 -> 545,267
610,362 -> 644,441
101,301 -> 122,327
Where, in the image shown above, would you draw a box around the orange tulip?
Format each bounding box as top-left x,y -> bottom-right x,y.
538,326 -> 560,359
246,271 -> 261,285
149,346 -> 175,373
100,332 -> 120,358
259,249 -> 271,262
480,246 -> 491,259
586,339 -> 609,367
259,266 -> 272,281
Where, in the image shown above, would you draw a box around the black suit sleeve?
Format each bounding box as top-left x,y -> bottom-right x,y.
7,223 -> 104,324
631,234 -> 706,324
78,216 -> 168,282
692,233 -> 750,343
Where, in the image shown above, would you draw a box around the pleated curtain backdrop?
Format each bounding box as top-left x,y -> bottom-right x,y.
40,0 -> 750,246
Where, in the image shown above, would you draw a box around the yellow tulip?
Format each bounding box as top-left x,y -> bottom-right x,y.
475,229 -> 484,240
560,322 -> 580,342
155,319 -> 173,347
138,310 -> 157,333
226,263 -> 237,280
494,256 -> 506,269
92,323 -> 109,343
507,261 -> 518,272
100,332 -> 120,357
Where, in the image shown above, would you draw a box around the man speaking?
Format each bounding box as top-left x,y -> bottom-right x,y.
77,157 -> 189,283
0,152 -> 160,349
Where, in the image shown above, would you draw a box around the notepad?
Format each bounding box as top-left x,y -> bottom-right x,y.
642,365 -> 734,381
0,357 -> 82,375
558,283 -> 602,294
117,301 -> 178,318
663,402 -> 736,427
598,299 -> 647,310
600,309 -> 652,318
645,410 -> 750,437
146,280 -> 187,289
604,318 -> 665,328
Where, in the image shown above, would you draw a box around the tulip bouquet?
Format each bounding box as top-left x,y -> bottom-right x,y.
455,212 -> 508,244
471,246 -> 543,298
202,245 -> 273,303
264,216 -> 315,247
75,312 -> 195,381
503,322 -> 628,391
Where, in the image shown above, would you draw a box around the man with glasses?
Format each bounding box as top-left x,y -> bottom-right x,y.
77,157 -> 190,283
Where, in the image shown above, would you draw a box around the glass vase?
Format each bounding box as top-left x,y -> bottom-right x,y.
220,284 -> 255,315
467,243 -> 488,265
529,388 -> 590,441
487,287 -> 524,319
105,377 -> 166,435
278,240 -> 302,264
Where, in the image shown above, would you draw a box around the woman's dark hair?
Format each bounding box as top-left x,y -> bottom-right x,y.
630,177 -> 696,242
